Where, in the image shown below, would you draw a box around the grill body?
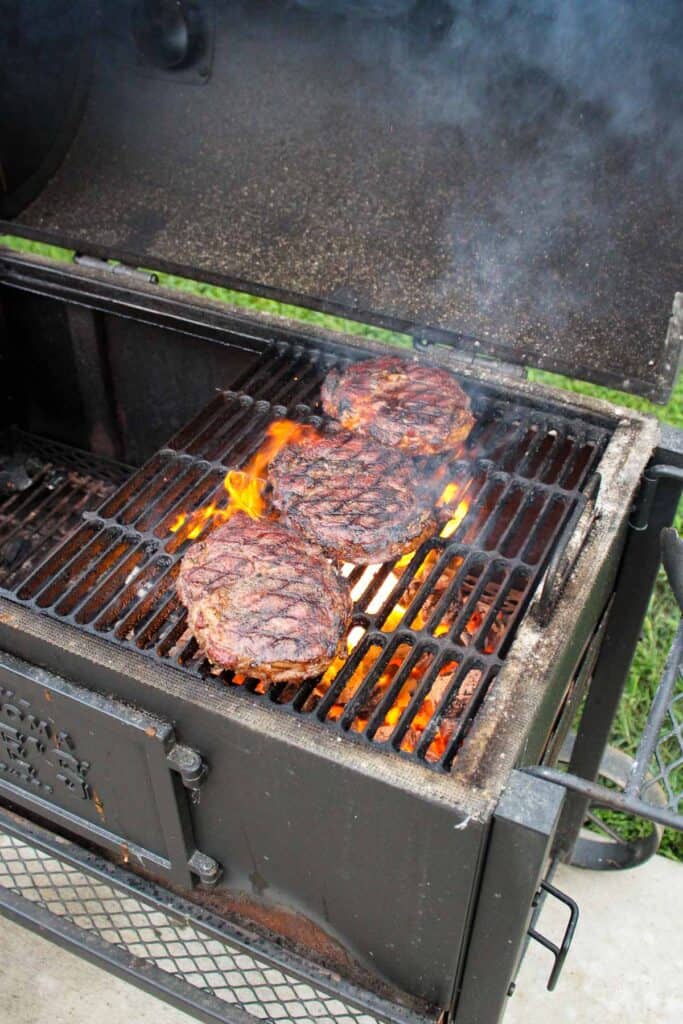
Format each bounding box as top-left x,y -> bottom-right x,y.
0,256 -> 661,1019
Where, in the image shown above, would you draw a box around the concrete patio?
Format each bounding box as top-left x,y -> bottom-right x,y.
0,855 -> 680,1024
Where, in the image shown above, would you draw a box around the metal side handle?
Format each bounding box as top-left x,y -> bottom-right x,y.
527,880 -> 579,991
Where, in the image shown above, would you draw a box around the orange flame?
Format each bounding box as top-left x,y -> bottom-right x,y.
169,419 -> 319,541
440,499 -> 469,539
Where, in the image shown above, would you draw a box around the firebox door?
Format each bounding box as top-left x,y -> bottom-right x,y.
0,649 -> 220,888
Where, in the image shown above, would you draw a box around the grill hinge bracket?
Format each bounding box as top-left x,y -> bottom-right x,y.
166,743 -> 208,794
412,333 -> 526,378
73,253 -> 158,285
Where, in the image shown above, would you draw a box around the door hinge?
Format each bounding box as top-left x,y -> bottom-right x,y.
73,253 -> 158,285
411,333 -> 526,378
167,743 -> 208,795
188,849 -> 222,887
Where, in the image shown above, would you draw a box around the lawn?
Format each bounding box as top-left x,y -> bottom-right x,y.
2,234 -> 681,861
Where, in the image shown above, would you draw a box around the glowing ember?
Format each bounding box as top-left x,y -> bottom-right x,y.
347,625 -> 366,651
366,571 -> 400,613
169,419 -> 319,541
440,500 -> 469,539
305,544 -> 511,760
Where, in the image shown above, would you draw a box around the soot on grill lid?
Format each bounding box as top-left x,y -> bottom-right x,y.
2,2 -> 682,401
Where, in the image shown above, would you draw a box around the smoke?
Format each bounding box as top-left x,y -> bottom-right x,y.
292,0 -> 682,337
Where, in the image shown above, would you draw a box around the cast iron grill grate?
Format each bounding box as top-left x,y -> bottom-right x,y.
0,430 -> 130,591
5,342 -> 611,772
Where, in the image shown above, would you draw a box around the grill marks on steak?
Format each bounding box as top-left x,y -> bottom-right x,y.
176,358 -> 476,680
177,514 -> 352,681
322,355 -> 474,456
269,431 -> 436,564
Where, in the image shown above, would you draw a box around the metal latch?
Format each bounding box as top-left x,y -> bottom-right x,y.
73,253 -> 158,285
526,880 -> 579,991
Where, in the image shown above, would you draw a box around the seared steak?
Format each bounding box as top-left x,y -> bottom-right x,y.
322,355 -> 474,455
269,430 -> 436,564
177,513 -> 352,681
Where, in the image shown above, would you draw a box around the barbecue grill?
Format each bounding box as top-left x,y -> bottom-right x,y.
1,3 -> 683,1023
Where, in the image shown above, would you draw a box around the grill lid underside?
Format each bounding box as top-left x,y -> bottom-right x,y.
2,1 -> 682,400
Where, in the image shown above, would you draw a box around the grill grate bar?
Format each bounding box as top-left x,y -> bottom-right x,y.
183,399 -> 257,463
0,476 -> 75,545
53,531 -> 137,618
0,433 -> 130,593
428,558 -> 506,644
339,636 -> 418,732
2,342 -> 611,774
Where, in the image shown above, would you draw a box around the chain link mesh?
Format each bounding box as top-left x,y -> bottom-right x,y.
0,830 -> 382,1024
643,683 -> 683,816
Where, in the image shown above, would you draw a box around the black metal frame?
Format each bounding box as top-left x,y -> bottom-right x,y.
527,616 -> 683,834
451,771 -> 568,1022
549,426 -> 683,863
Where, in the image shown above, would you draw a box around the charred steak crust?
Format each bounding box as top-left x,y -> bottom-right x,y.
177,514 -> 352,682
322,355 -> 474,455
269,431 -> 436,564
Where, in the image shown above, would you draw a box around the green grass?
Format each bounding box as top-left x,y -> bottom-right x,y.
2,234 -> 681,861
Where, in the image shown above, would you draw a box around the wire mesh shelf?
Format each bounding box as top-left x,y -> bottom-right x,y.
0,808 -> 424,1024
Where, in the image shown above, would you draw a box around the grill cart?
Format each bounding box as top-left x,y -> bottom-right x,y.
0,3 -> 681,1022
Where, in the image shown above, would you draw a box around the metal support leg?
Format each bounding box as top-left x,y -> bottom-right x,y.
452,771 -> 565,1023
553,433 -> 683,863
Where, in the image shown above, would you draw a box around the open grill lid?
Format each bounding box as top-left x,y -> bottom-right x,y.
1,1 -> 682,401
